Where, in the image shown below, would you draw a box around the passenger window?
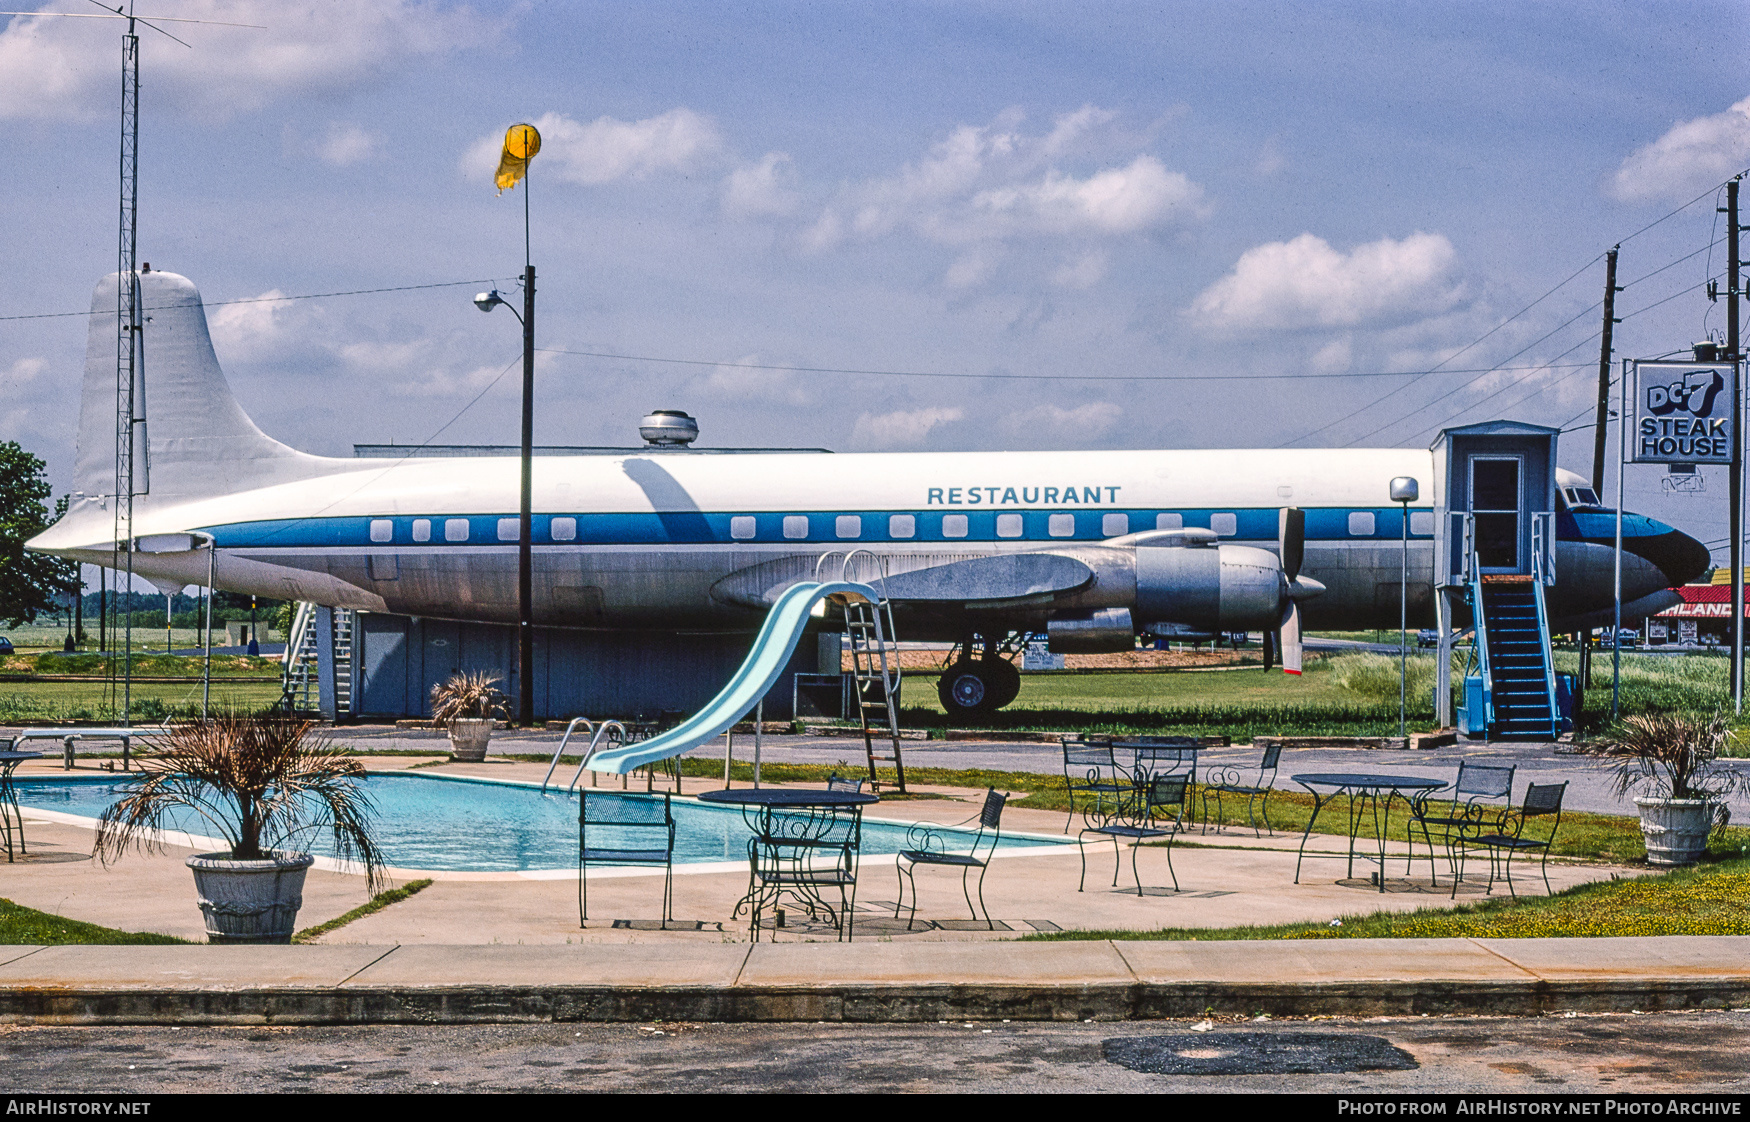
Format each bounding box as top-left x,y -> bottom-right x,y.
412,519 -> 431,542
836,515 -> 861,539
551,517 -> 578,542
1210,513 -> 1237,536
1155,513 -> 1183,530
1410,511 -> 1434,536
730,516 -> 756,540
1102,513 -> 1128,537
782,515 -> 809,539
1349,512 -> 1376,536
1048,513 -> 1075,537
996,513 -> 1023,538
369,519 -> 392,543
444,518 -> 470,542
498,518 -> 519,542
942,514 -> 968,538
888,514 -> 916,539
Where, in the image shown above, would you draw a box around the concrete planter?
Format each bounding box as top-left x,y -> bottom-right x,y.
186,851 -> 316,944
447,717 -> 494,762
1634,797 -> 1714,867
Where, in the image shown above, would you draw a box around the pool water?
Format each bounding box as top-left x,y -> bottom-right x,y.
14,773 -> 1061,873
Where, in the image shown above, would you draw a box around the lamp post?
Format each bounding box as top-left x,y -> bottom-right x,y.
1390,476 -> 1420,739
475,123 -> 542,728
474,282 -> 536,727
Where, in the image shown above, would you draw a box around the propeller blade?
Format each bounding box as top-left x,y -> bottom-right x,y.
1278,507 -> 1305,583
1261,627 -> 1276,672
1280,600 -> 1303,676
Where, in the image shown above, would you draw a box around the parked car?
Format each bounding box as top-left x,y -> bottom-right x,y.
1610,628 -> 1640,649
1416,629 -> 1440,648
0,636 -> 12,655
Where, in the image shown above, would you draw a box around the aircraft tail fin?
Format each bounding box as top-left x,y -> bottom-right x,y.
73,270 -> 327,501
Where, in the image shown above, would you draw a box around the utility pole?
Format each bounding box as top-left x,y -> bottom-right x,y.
1728,178 -> 1743,713
1591,247 -> 1621,494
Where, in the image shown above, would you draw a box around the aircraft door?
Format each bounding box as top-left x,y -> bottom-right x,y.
1469,455 -> 1523,573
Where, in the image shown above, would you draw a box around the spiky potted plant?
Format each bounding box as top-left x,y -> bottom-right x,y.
430,671 -> 508,762
1577,712 -> 1747,866
94,714 -> 384,943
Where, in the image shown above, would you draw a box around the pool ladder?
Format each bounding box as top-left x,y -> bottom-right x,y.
540,718 -> 680,794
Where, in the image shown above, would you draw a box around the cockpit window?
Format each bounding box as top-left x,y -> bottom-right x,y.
1563,487 -> 1602,508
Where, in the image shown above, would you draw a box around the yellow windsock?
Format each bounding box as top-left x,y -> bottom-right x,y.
495,123 -> 541,194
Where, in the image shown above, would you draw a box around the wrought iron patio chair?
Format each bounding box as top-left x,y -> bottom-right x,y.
827,774 -> 867,794
1453,781 -> 1567,898
578,791 -> 676,927
745,807 -> 862,941
894,788 -> 1007,930
1407,760 -> 1516,887
1061,736 -> 1131,833
1200,741 -> 1284,836
1078,772 -> 1189,896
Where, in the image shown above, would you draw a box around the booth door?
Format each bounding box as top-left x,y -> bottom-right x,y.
1470,456 -> 1523,573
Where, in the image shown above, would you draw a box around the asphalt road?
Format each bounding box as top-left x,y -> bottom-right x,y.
6,1011 -> 1748,1094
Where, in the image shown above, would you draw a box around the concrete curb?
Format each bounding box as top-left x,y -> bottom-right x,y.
0,937 -> 1745,1025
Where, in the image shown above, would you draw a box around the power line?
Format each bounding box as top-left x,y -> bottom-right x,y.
1278,252 -> 1605,448
1278,167 -> 1750,449
537,346 -> 1591,383
0,278 -> 509,322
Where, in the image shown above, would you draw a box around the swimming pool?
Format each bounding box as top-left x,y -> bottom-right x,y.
14,773 -> 1064,873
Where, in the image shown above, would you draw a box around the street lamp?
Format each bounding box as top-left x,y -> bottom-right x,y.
1390,476 -> 1420,739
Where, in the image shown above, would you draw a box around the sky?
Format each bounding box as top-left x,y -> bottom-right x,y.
3,0 -> 1749,564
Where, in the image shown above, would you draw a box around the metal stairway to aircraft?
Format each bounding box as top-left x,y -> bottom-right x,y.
1466,577 -> 1559,741
281,602 -> 352,717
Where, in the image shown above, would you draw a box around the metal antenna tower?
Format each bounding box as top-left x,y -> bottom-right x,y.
114,5 -> 141,726
1,4 -> 264,722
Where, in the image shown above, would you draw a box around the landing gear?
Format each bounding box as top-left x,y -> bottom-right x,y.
936,647 -> 1022,719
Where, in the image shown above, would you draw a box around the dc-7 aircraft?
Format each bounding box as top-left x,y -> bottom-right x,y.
29,271 -> 1709,717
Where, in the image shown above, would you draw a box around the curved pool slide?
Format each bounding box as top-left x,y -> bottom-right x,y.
586,580 -> 879,775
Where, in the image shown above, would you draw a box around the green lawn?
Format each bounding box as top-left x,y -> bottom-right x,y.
0,680 -> 285,723
1030,855 -> 1750,941
866,648 -> 1739,739
0,897 -> 186,945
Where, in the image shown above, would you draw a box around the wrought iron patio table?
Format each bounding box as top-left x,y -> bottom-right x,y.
1290,773 -> 1445,893
699,788 -> 878,939
0,751 -> 44,862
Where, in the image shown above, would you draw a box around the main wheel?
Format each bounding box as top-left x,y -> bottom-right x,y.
981,654 -> 1021,709
937,660 -> 995,717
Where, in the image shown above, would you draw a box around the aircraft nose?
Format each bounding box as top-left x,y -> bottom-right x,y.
1631,521 -> 1712,587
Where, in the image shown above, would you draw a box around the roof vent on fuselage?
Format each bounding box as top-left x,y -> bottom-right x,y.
640,410 -> 698,447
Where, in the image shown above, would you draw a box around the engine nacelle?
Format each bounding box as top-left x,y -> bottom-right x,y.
1046,607 -> 1135,653
1135,543 -> 1286,631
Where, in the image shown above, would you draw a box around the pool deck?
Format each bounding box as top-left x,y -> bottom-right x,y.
2,748 -> 1743,1024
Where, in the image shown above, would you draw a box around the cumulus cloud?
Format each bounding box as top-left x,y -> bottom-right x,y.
0,1 -> 493,122
463,108 -> 721,186
849,405 -> 963,447
803,107 -> 1205,284
1000,401 -> 1123,439
722,152 -> 799,218
208,292 -> 294,361
1188,232 -> 1461,334
315,122 -> 378,166
1610,96 -> 1750,203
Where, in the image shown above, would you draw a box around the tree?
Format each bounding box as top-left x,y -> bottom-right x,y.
0,442 -> 77,627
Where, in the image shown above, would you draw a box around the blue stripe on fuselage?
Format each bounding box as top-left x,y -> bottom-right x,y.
200,507 -> 1438,549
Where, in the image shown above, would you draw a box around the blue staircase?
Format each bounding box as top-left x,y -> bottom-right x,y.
1471,578 -> 1559,740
